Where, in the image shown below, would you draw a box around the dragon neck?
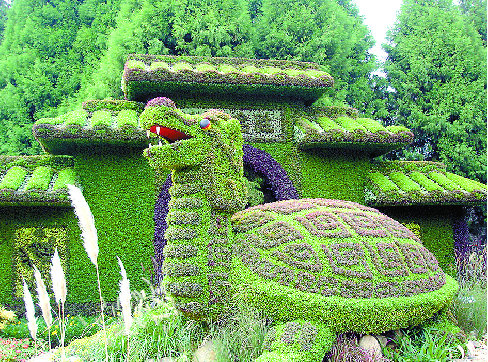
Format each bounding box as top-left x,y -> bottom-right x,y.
163,166 -> 234,319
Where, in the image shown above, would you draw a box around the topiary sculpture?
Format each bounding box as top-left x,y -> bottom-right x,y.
141,97 -> 458,362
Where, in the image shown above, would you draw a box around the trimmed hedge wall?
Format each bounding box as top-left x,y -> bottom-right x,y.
72,148 -> 155,305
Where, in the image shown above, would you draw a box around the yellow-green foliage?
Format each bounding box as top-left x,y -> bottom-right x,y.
12,227 -> 68,297
0,166 -> 28,190
24,166 -> 54,191
299,148 -> 370,203
0,305 -> 16,330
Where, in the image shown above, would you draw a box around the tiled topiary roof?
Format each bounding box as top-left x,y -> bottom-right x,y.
122,54 -> 333,102
0,155 -> 77,206
33,100 -> 147,154
294,113 -> 414,155
365,161 -> 487,207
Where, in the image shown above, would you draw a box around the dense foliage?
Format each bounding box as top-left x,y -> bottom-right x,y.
384,0 -> 487,184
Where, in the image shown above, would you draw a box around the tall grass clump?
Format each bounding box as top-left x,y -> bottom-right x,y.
452,245 -> 487,339
382,325 -> 465,362
33,265 -> 53,349
211,300 -> 270,361
22,280 -> 38,355
67,184 -> 109,361
60,293 -> 206,361
51,248 -> 67,360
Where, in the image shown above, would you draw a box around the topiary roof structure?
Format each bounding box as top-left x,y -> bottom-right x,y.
0,155 -> 77,207
33,100 -> 147,154
366,161 -> 487,207
294,114 -> 414,156
122,54 -> 334,103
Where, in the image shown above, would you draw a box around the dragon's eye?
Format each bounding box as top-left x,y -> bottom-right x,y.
200,118 -> 211,130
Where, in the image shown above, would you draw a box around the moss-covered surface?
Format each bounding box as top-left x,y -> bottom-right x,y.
122,54 -> 333,103
366,161 -> 487,207
298,148 -> 370,203
0,155 -> 76,206
72,148 -> 155,304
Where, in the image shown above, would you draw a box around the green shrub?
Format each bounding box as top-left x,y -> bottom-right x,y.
0,166 -> 28,190
90,110 -> 112,129
334,117 -> 368,132
172,62 -> 193,72
116,110 -> 138,128
386,125 -> 411,134
315,116 -> 341,131
0,305 -> 16,331
356,118 -> 388,133
409,171 -> 443,192
52,168 -> 76,191
445,173 -> 486,192
369,172 -> 399,193
194,63 -> 217,72
218,64 -> 238,74
389,172 -> 422,192
63,110 -> 87,126
428,172 -> 460,191
149,62 -> 171,71
126,60 -> 145,70
24,166 -> 54,191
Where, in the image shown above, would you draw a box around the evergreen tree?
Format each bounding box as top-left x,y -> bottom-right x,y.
384,0 -> 487,183
252,0 -> 386,117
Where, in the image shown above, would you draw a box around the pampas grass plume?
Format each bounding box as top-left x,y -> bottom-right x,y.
51,249 -> 67,305
22,280 -> 37,340
117,257 -> 133,335
67,184 -> 99,267
33,265 -> 52,328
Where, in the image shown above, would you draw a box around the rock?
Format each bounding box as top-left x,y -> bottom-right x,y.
192,339 -> 216,362
358,335 -> 383,358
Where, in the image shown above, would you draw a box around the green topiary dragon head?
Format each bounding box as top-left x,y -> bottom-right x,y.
141,97 -> 247,213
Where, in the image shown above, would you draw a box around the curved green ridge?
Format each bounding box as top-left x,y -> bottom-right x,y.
233,268 -> 458,334
367,162 -> 487,206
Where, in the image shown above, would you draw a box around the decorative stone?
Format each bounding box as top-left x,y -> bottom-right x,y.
358,335 -> 383,358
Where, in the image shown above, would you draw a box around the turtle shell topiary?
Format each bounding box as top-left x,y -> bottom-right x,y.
230,198 -> 456,334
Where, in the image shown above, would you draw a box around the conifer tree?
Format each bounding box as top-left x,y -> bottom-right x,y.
384,0 -> 486,183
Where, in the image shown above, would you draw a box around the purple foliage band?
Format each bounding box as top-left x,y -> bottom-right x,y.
242,144 -> 299,201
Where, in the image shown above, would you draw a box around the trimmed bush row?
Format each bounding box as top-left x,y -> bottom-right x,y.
294,117 -> 414,155
82,99 -> 145,114
365,164 -> 487,206
122,55 -> 333,102
0,156 -> 77,206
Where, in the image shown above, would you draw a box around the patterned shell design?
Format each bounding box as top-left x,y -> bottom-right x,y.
231,199 -> 445,300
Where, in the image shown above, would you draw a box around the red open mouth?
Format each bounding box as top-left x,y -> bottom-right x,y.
149,125 -> 191,143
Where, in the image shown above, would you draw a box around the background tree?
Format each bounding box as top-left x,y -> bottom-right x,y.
384,0 -> 487,183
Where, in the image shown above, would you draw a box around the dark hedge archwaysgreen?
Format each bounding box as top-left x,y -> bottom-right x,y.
141,99 -> 457,362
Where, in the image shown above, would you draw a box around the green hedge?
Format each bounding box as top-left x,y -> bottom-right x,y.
0,166 -> 28,190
